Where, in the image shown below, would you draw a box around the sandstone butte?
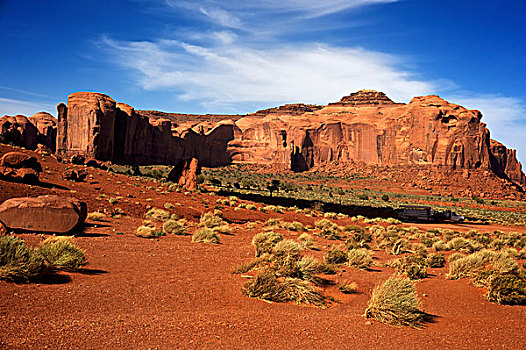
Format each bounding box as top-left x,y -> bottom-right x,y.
1,90 -> 525,191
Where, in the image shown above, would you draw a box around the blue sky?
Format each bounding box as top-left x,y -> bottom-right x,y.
1,0 -> 525,163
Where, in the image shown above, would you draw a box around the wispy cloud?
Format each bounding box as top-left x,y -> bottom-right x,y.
0,97 -> 55,117
199,6 -> 242,28
103,37 -> 436,111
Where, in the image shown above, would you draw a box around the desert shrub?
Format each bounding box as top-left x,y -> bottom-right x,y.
295,256 -> 323,283
390,239 -> 411,255
164,202 -> 175,209
391,255 -> 428,280
232,257 -> 266,274
315,226 -> 343,240
242,272 -> 325,307
324,212 -> 338,219
192,228 -> 221,244
87,212 -> 106,221
38,237 -> 87,271
0,235 -> 43,281
486,274 -> 526,305
213,224 -> 232,235
252,231 -> 283,257
199,212 -> 223,228
136,223 -> 163,238
280,278 -> 326,307
266,218 -> 282,227
338,280 -> 358,294
324,246 -> 348,265
364,276 -> 426,328
242,272 -> 285,302
314,219 -> 335,230
411,243 -> 428,256
427,253 -> 446,268
298,233 -> 317,250
283,221 -> 305,232
162,219 -> 187,235
347,248 -> 373,270
272,239 -> 303,259
144,208 -> 170,222
432,240 -> 448,252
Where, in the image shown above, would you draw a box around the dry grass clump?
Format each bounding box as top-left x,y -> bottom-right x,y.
324,246 -> 348,265
39,237 -> 87,271
364,276 -> 426,328
192,228 -> 221,244
242,271 -> 326,307
199,212 -> 224,228
252,231 -> 283,257
144,208 -> 170,222
427,253 -> 446,268
390,255 -> 428,280
390,238 -> 411,255
136,220 -> 163,238
298,233 -> 317,250
87,212 -> 107,221
283,221 -> 306,232
347,248 -> 373,270
0,235 -> 43,282
338,280 -> 358,294
162,219 -> 187,235
486,274 -> 526,305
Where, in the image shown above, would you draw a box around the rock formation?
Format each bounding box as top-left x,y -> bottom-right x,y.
0,152 -> 42,183
0,115 -> 38,150
57,92 -> 238,166
0,195 -> 87,234
30,89 -> 525,191
167,158 -> 201,190
0,113 -> 57,151
29,112 -> 57,152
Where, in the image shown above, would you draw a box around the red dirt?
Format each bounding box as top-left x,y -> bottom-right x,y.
1,144 -> 525,349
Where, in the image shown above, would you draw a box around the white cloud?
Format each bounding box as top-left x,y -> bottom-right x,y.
448,94 -> 526,165
199,6 -> 242,28
103,37 -> 436,110
0,97 -> 55,117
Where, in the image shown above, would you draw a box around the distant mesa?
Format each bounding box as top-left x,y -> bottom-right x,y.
1,89 -> 525,192
328,89 -> 402,107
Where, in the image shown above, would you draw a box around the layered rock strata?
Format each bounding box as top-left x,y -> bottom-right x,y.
50,90 -> 526,190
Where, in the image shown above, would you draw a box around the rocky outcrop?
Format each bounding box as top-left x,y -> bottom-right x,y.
56,92 -> 238,166
51,90 -> 525,190
29,112 -> 57,152
490,140 -> 526,186
0,152 -> 42,183
56,92 -> 116,160
0,113 -> 57,152
0,115 -> 38,150
328,89 -> 402,107
167,158 -> 201,190
0,195 -> 87,234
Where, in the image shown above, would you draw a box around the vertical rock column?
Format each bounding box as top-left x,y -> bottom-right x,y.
56,92 -> 116,161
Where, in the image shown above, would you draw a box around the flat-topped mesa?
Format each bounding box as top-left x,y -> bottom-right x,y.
328,89 -> 401,107
49,90 -> 525,191
250,103 -> 323,117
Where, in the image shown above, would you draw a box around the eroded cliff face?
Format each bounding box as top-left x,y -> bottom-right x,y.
56,92 -> 238,166
229,90 -> 525,188
49,90 -> 525,189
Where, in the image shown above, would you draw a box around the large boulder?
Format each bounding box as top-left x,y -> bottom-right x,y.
0,152 -> 42,183
0,195 -> 87,234
167,158 -> 201,190
0,115 -> 38,149
28,112 -> 57,152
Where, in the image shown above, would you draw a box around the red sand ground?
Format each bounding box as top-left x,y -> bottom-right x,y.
1,144 -> 525,349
